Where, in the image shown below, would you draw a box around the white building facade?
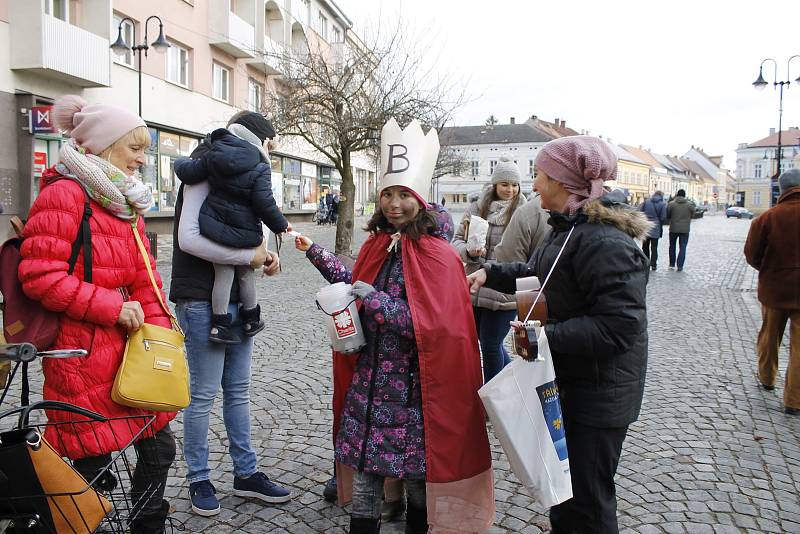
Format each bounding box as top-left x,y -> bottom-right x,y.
437,117 -> 577,206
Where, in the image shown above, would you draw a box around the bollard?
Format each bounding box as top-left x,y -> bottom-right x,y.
145,231 -> 158,259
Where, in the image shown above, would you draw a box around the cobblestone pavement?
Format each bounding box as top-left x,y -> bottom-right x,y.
7,213 -> 798,533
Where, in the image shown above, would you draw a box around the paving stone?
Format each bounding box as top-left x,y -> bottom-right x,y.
6,214 -> 795,532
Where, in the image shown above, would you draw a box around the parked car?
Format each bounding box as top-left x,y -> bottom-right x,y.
725,206 -> 754,219
692,204 -> 708,219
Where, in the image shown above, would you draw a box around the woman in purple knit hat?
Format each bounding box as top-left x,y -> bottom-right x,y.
468,136 -> 652,534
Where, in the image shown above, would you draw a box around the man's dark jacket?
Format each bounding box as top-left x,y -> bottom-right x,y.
174,128 -> 288,248
485,192 -> 652,428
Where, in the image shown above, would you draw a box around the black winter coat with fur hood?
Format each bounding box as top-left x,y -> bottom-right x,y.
484,191 -> 652,427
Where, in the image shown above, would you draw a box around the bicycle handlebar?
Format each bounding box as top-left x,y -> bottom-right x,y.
0,343 -> 87,362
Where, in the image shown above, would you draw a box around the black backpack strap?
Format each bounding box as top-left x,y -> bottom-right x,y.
52,176 -> 92,283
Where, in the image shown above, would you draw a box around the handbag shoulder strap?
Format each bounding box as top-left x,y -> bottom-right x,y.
129,221 -> 181,331
522,225 -> 575,324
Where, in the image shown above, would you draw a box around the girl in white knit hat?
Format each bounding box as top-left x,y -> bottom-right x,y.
452,153 -> 526,383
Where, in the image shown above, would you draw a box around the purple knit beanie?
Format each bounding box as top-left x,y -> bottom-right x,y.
535,135 -> 617,215
52,95 -> 146,155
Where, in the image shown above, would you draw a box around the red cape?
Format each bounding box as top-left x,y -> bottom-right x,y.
332,231 -> 491,484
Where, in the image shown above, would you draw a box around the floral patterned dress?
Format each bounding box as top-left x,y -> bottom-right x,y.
308,239 -> 426,479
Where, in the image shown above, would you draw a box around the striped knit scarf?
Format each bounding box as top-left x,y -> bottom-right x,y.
58,139 -> 154,220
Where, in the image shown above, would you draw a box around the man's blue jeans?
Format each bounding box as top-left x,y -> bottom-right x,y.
474,307 -> 516,384
176,300 -> 257,483
668,232 -> 690,269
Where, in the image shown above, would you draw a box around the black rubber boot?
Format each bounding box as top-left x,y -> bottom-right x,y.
209,313 -> 241,344
349,516 -> 381,534
323,475 -> 337,502
240,304 -> 265,337
381,498 -> 406,522
404,504 -> 428,534
130,499 -> 170,534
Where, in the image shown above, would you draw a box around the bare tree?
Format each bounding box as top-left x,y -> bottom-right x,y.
265,25 -> 464,254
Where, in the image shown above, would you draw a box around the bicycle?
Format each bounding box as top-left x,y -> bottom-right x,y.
0,343 -> 164,534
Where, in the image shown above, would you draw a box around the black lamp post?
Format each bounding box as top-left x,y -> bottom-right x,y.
110,16 -> 170,117
753,55 -> 800,206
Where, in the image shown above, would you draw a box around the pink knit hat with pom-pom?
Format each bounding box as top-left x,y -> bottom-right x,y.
52,95 -> 146,155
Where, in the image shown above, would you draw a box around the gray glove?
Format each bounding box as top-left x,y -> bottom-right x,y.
351,280 -> 376,300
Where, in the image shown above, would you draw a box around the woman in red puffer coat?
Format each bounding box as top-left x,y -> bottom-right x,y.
18,95 -> 176,534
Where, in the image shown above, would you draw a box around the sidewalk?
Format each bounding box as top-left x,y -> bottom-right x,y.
6,215 -> 798,533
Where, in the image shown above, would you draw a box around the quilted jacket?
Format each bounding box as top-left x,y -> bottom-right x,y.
18,168 -> 175,459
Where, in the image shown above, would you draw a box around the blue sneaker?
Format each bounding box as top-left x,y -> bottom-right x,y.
189,480 -> 220,517
233,472 -> 292,504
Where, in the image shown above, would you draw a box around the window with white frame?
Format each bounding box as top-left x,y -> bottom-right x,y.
754,162 -> 762,179
166,41 -> 189,87
44,0 -> 68,21
489,160 -> 497,174
248,78 -> 263,112
112,16 -> 135,67
470,161 -> 479,176
332,27 -> 342,43
753,190 -> 761,206
212,63 -> 230,102
317,12 -> 329,40
529,160 -> 534,176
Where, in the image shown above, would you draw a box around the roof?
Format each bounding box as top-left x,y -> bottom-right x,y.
748,128 -> 800,148
620,145 -> 664,169
440,124 -> 554,146
608,143 -> 647,165
680,158 -> 715,183
525,117 -> 580,138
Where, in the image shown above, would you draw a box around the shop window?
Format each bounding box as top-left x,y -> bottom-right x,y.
142,129 -> 199,212
31,136 -> 63,201
270,154 -> 281,171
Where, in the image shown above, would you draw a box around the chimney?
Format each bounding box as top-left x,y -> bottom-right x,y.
510,117 -> 515,124
560,120 -> 566,128
770,127 -> 776,135
554,118 -> 559,128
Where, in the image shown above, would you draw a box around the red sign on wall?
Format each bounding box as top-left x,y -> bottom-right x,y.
33,151 -> 47,178
30,106 -> 56,134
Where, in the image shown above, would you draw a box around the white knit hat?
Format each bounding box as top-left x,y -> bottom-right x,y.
491,154 -> 521,185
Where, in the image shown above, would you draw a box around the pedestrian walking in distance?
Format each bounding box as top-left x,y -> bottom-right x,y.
640,190 -> 667,270
666,189 -> 695,271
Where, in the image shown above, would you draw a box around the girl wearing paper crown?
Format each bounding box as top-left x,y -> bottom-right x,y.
295,119 -> 495,534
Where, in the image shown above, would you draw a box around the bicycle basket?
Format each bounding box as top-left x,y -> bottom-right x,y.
0,401 -> 160,534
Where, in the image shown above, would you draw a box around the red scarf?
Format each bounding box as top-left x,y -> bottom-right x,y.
332,231 -> 491,483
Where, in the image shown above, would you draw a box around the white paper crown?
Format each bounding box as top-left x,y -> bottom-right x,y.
378,118 -> 440,202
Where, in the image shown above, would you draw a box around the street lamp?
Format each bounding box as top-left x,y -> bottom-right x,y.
110,16 -> 170,117
752,55 -> 800,206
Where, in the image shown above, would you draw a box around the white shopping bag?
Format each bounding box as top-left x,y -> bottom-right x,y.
466,215 -> 489,251
478,326 -> 572,508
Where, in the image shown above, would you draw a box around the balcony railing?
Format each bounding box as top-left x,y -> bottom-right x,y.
10,14 -> 110,87
209,10 -> 256,58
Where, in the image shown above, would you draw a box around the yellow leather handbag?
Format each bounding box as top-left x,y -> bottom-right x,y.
111,222 -> 190,412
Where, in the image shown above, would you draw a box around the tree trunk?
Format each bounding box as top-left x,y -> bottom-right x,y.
335,150 -> 356,255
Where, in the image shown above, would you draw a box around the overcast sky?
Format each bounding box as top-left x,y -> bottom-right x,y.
336,0 -> 800,172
